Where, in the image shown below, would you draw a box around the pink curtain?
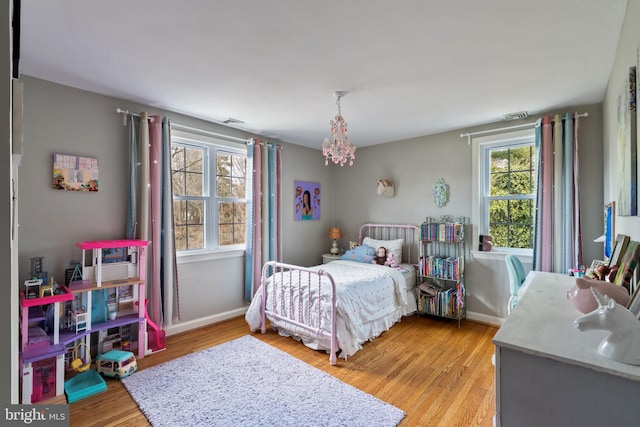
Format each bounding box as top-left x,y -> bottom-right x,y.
245,139 -> 282,301
126,112 -> 178,352
533,113 -> 583,273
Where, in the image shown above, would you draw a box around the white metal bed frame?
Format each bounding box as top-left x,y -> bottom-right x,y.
258,223 -> 420,365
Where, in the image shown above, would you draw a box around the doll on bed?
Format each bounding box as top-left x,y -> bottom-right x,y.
371,247 -> 387,265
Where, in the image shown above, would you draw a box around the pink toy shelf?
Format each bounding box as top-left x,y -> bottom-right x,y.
76,239 -> 148,250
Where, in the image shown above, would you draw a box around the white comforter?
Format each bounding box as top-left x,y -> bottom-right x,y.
245,260 -> 409,358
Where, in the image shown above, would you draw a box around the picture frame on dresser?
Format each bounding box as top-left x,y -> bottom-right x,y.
609,234 -> 630,267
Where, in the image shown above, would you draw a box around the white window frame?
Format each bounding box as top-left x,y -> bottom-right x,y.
472,129 -> 535,260
171,129 -> 246,259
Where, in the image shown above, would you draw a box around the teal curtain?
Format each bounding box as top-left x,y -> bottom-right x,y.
245,140 -> 282,302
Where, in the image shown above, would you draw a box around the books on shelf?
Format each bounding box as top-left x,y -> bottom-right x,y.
418,255 -> 460,280
420,222 -> 463,242
418,282 -> 464,318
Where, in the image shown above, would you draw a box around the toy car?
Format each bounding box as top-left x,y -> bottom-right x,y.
95,350 -> 137,379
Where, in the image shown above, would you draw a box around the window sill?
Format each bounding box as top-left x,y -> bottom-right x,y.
471,250 -> 533,264
177,249 -> 244,264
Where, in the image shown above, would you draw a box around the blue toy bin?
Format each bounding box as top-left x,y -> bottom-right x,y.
64,369 -> 107,403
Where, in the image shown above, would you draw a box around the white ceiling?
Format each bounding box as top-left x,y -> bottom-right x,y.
19,0 -> 628,148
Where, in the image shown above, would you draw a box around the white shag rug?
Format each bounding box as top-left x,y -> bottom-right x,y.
122,335 -> 405,427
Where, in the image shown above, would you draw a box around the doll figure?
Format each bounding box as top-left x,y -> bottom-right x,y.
372,247 -> 387,265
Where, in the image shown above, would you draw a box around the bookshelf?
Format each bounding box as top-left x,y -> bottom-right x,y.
417,216 -> 466,326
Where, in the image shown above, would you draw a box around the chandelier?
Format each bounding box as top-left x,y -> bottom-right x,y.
322,91 -> 356,166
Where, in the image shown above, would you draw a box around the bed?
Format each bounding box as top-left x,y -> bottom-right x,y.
245,223 -> 421,364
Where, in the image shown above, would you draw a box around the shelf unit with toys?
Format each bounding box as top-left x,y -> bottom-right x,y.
69,239 -> 149,361
18,239 -> 151,404
417,216 -> 467,327
19,282 -> 74,404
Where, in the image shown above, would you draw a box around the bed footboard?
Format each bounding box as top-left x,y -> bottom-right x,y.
260,261 -> 338,365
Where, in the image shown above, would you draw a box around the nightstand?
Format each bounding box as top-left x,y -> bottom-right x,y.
322,253 -> 341,264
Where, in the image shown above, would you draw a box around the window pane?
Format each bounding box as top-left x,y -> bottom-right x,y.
489,199 -> 533,249
218,201 -> 246,246
184,172 -> 203,197
217,176 -> 232,197
510,171 -> 533,195
231,177 -> 246,198
172,171 -> 185,195
174,200 -> 187,226
186,201 -> 204,225
171,146 -> 185,172
174,225 -> 186,251
233,224 -> 246,244
187,225 -> 204,250
234,202 -> 246,223
185,147 -> 203,173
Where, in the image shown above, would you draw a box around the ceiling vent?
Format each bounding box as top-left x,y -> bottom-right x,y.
222,117 -> 245,124
502,111 -> 529,121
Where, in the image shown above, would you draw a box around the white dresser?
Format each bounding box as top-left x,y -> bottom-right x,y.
493,271 -> 640,427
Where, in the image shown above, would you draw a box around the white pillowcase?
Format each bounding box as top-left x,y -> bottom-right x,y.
362,237 -> 404,263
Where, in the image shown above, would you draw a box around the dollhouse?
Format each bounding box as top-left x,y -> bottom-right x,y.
19,239 -> 152,404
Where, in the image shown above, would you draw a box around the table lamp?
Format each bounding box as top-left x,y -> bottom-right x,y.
328,227 -> 343,255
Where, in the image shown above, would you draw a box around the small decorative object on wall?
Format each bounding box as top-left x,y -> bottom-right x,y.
432,177 -> 449,208
294,180 -> 320,220
53,153 -> 99,192
376,178 -> 395,197
616,66 -> 637,216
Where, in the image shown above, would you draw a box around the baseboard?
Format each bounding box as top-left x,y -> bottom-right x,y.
466,310 -> 504,327
164,307 -> 248,336
164,307 -> 503,336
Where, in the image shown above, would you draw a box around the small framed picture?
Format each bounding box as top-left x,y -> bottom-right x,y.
608,234 -> 630,268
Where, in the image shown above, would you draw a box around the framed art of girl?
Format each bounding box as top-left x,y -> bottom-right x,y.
294,180 -> 320,221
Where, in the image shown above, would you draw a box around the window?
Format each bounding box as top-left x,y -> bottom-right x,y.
474,130 -> 536,253
171,133 -> 246,252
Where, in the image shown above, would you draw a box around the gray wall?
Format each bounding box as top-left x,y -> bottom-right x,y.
18,76 -> 335,332
331,104 -> 604,322
604,0 -> 640,244
19,75 -> 605,330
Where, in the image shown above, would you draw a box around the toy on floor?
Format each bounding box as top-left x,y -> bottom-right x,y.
70,342 -> 92,373
96,350 -> 137,379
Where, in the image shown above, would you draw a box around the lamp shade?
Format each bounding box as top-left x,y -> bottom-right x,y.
328,227 -> 343,240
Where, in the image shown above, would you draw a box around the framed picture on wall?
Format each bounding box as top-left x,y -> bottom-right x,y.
53,153 -> 99,192
294,180 -> 320,221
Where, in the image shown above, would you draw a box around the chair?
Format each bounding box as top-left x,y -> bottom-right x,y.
505,255 -> 526,315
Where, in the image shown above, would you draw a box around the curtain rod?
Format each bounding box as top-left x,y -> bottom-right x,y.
460,112 -> 589,144
116,108 -> 249,144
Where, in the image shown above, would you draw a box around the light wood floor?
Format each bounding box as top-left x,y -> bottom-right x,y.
69,315 -> 498,426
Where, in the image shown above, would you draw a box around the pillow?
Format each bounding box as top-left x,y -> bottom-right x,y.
341,244 -> 375,263
362,237 -> 404,263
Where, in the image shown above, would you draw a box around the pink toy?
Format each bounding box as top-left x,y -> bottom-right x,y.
384,252 -> 399,268
574,288 -> 640,365
566,276 -> 630,313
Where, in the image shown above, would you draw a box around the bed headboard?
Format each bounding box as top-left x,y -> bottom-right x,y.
358,223 -> 421,265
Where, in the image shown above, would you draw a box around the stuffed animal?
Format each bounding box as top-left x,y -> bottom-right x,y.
371,247 -> 387,265
385,252 -> 399,268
